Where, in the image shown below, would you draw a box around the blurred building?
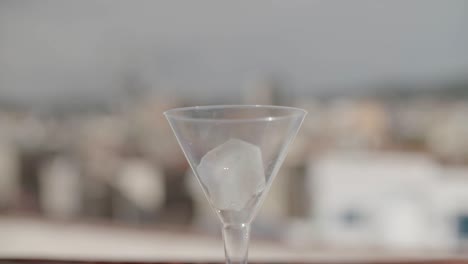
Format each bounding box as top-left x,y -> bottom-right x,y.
307,150 -> 468,251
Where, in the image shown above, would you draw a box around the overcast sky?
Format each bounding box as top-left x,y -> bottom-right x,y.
0,0 -> 467,105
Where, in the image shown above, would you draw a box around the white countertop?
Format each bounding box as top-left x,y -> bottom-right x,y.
0,217 -> 462,263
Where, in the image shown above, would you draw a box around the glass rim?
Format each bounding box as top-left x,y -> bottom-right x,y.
164,104 -> 307,122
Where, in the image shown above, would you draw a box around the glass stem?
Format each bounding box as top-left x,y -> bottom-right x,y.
222,223 -> 250,264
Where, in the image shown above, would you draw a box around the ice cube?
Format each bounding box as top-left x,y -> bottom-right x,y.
196,138 -> 266,211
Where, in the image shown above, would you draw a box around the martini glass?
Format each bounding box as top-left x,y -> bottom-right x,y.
164,105 -> 306,264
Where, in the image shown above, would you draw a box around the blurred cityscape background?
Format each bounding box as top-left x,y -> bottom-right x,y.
0,0 -> 468,260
